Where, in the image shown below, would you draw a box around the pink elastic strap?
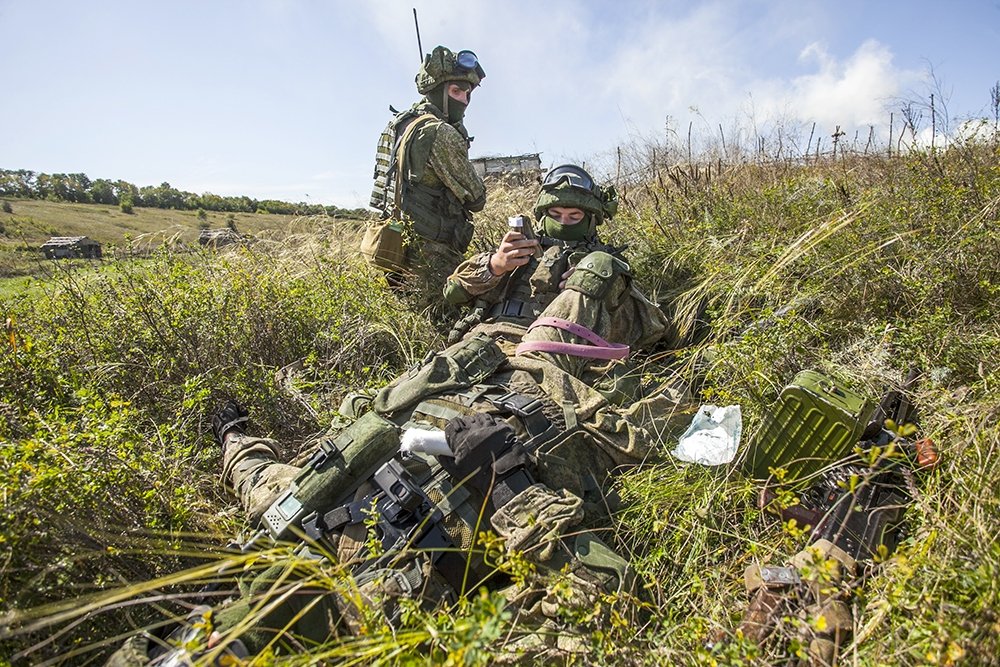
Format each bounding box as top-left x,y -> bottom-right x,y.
514,316 -> 630,360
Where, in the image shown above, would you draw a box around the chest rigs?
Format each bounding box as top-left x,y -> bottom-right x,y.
362,110 -> 440,271
263,333 -> 508,541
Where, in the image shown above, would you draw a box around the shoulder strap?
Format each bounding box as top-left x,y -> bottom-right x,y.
391,113 -> 440,214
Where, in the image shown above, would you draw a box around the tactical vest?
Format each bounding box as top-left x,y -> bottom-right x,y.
370,105 -> 474,253
485,240 -> 629,328
257,334 -> 564,588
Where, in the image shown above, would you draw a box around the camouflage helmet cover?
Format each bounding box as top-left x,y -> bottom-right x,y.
533,165 -> 619,225
416,46 -> 486,94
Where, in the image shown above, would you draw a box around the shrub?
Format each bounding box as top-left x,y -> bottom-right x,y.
2,138 -> 998,664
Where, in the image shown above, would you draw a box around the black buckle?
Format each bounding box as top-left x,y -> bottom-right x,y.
490,299 -> 529,319
494,391 -> 543,418
374,460 -> 425,513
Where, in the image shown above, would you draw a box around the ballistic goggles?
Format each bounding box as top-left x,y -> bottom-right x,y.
541,164 -> 598,194
455,50 -> 486,79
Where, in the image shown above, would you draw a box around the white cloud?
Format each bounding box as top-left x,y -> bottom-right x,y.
775,39 -> 921,128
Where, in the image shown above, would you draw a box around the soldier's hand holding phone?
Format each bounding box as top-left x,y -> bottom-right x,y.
487,216 -> 540,275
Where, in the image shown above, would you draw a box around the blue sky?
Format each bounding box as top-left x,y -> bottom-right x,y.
2,0 -> 997,208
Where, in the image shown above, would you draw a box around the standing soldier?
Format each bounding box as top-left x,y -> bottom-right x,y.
365,45 -> 488,319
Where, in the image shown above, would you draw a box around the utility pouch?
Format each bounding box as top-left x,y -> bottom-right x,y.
373,332 -> 506,415
261,411 -> 400,539
360,219 -> 407,272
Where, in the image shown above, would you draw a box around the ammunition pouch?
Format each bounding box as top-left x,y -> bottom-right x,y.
260,411 -> 400,540
373,332 -> 507,416
360,219 -> 407,273
401,182 -> 475,253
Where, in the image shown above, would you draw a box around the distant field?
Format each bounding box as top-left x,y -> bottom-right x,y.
0,198 -> 367,279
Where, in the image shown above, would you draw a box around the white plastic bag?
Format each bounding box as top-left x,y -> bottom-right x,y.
671,404 -> 742,466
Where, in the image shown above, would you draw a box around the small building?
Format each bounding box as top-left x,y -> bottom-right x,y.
470,153 -> 542,180
198,228 -> 243,249
41,236 -> 102,259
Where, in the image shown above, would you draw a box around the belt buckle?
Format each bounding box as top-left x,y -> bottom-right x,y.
496,391 -> 543,417
502,299 -> 524,318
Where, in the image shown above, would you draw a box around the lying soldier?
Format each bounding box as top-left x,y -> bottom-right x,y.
109,241 -> 696,664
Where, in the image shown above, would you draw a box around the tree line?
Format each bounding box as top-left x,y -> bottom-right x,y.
0,168 -> 368,218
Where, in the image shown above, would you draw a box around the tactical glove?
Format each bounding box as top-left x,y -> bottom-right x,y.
442,413 -> 534,509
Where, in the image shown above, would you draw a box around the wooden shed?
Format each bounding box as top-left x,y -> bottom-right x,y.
41,236 -> 102,259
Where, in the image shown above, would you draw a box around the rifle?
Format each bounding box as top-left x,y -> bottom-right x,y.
734,369 -> 939,664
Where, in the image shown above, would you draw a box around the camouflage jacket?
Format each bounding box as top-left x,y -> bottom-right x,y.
445,240 -> 678,351
371,101 -> 485,252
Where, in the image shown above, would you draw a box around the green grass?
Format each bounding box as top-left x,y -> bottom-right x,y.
1,139 -> 999,665
0,198 -> 366,279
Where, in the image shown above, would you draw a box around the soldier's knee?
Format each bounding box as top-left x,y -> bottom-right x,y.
565,251 -> 631,299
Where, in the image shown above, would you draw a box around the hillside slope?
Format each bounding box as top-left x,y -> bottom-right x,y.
0,198 -> 365,278
1,143 -> 998,665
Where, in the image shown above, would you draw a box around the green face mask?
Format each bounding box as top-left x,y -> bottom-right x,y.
447,96 -> 467,124
540,214 -> 592,242
427,85 -> 468,125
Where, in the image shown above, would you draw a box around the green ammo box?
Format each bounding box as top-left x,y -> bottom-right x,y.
745,370 -> 874,483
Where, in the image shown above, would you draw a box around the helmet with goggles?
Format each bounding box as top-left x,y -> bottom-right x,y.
533,164 -> 619,240
415,46 -> 486,94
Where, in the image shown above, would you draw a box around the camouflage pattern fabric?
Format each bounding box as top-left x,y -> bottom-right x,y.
490,484 -> 584,561
137,273 -> 696,662
446,244 -> 678,352
367,99 -> 485,312
407,102 -> 484,209
221,433 -> 298,524
392,235 -> 465,322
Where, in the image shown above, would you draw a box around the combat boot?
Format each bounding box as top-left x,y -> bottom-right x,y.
211,400 -> 249,446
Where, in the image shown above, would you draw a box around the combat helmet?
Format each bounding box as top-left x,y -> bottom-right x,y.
415,46 -> 486,94
534,164 -> 619,241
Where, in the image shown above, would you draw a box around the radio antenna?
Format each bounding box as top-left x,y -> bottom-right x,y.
412,8 -> 423,62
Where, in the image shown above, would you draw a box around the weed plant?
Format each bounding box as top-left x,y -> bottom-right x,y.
1,135 -> 999,665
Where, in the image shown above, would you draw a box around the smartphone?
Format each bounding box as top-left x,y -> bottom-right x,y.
508,215 -> 542,257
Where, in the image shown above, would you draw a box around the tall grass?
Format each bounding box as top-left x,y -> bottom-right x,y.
1,134 -> 999,665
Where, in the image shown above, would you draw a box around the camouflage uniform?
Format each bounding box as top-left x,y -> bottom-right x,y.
367,46 -> 487,317
445,165 -> 677,369
208,343 -> 693,658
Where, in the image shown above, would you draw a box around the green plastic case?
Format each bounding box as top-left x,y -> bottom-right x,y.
746,370 -> 874,483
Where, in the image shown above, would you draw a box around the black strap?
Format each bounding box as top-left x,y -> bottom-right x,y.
487,390 -> 559,449
302,495 -> 374,540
